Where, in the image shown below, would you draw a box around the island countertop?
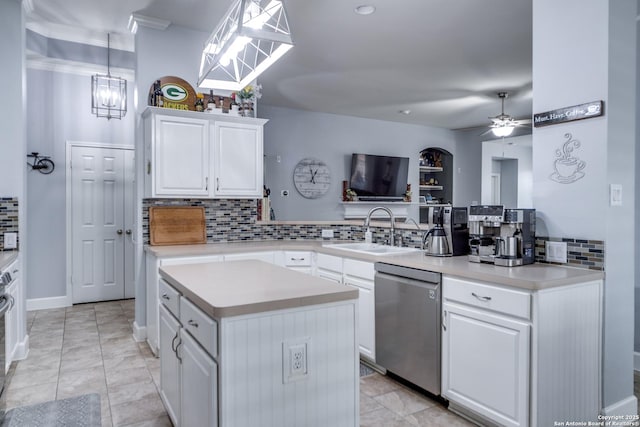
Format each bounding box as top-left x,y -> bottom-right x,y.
159,260 -> 359,318
147,241 -> 604,291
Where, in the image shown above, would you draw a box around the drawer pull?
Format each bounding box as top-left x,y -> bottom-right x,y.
161,294 -> 170,301
188,319 -> 199,328
290,257 -> 305,261
471,292 -> 492,302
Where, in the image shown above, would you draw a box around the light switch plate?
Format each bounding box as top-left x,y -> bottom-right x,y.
545,241 -> 567,263
610,184 -> 622,206
3,233 -> 17,249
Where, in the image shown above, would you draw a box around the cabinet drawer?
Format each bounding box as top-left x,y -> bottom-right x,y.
344,258 -> 375,281
284,251 -> 312,267
317,253 -> 342,273
443,276 -> 531,320
180,297 -> 218,358
159,279 -> 181,318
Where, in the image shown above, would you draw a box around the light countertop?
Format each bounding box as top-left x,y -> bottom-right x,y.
0,251 -> 18,272
147,241 -> 604,291
160,260 -> 359,318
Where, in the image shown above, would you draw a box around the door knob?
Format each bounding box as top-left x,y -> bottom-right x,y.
117,229 -> 123,235
125,229 -> 132,235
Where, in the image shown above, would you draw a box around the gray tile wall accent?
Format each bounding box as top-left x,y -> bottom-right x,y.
535,236 -> 604,271
0,197 -> 19,249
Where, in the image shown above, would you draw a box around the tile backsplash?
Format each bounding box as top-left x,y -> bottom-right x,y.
535,237 -> 604,271
143,199 -> 603,271
0,197 -> 19,250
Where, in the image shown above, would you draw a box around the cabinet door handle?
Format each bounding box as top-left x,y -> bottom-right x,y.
125,229 -> 132,235
442,310 -> 447,331
471,292 -> 492,302
188,319 -> 199,328
171,331 -> 179,352
175,338 -> 183,363
147,160 -> 151,175
205,177 -> 209,191
216,177 -> 220,191
116,229 -> 123,235
8,295 -> 14,311
161,293 -> 170,301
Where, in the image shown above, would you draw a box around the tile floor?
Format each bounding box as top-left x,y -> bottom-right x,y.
7,299 -> 473,427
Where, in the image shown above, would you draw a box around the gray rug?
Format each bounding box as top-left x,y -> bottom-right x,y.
2,393 -> 101,427
360,362 -> 375,377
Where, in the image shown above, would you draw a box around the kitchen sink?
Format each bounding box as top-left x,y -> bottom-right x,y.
323,242 -> 421,256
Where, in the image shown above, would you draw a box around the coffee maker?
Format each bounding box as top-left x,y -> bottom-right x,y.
494,208 -> 536,267
467,205 -> 504,263
423,205 -> 469,256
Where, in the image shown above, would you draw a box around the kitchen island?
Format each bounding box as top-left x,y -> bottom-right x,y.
157,259 -> 359,427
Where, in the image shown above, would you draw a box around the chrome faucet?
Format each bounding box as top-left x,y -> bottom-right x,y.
364,207 -> 395,246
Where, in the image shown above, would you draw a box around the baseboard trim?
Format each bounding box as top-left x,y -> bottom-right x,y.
634,352 -> 640,371
13,335 -> 29,361
132,321 -> 147,342
26,296 -> 71,311
602,395 -> 638,416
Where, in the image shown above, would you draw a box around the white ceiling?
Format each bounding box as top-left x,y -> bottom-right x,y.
27,0 -> 533,130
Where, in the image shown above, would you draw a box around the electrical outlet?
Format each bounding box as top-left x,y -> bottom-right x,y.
545,241 -> 567,263
3,233 -> 17,249
282,338 -> 310,383
321,229 -> 334,238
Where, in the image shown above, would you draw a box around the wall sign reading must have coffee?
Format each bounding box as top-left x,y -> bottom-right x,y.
534,100 -> 604,127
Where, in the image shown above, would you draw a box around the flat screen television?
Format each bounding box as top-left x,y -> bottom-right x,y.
349,153 -> 410,200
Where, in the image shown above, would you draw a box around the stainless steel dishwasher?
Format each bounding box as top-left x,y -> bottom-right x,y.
375,262 -> 441,395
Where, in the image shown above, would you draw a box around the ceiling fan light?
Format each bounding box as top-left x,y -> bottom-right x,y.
492,125 -> 515,137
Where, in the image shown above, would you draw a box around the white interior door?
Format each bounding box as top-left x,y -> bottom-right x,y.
71,145 -> 134,303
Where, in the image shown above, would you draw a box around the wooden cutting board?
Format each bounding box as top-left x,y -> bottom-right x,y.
149,206 -> 206,246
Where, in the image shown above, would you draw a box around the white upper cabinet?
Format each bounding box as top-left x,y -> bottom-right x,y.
147,114 -> 210,197
143,107 -> 267,199
211,121 -> 264,198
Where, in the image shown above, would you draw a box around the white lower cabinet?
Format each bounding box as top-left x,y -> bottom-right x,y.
160,297 -> 218,427
442,301 -> 529,427
159,305 -> 181,425
181,331 -> 218,427
343,259 -> 375,362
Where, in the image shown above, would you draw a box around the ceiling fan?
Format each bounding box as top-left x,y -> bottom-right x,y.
481,92 -> 531,137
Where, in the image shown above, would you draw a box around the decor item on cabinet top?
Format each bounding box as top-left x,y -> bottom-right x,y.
147,76 -> 196,111
91,33 -> 127,120
235,84 -> 262,117
549,133 -> 586,184
198,0 -> 293,91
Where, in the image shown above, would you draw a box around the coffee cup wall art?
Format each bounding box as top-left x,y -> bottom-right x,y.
550,133 -> 587,184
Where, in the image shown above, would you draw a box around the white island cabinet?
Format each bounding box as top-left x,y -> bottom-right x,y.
143,107 -> 267,199
158,260 -> 359,427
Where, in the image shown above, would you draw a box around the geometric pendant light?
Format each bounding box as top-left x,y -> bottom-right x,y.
91,33 -> 127,120
198,0 -> 294,91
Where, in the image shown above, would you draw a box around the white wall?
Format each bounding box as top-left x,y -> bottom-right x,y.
533,0 -> 637,413
25,69 -> 135,300
259,105 -> 457,221
480,136 -> 533,209
0,0 -> 26,307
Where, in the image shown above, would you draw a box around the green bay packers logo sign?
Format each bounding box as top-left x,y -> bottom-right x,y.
148,76 -> 196,111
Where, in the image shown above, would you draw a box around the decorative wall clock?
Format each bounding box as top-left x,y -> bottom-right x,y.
293,158 -> 331,199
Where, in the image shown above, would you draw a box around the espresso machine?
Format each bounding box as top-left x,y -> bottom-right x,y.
494,208 -> 536,267
468,205 -> 504,263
